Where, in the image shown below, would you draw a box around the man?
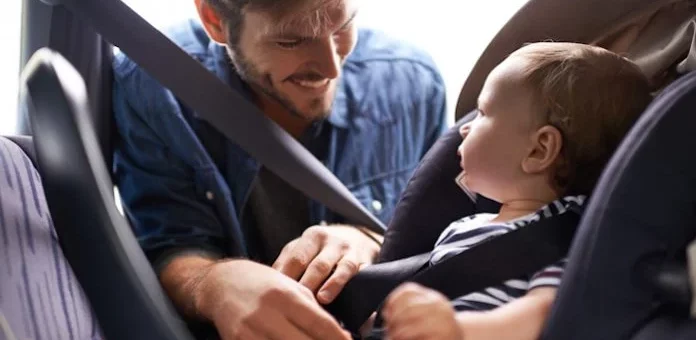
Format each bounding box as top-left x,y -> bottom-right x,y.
112,0 -> 447,338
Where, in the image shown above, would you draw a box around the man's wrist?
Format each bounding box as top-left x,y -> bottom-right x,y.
189,261 -> 219,321
191,258 -> 249,321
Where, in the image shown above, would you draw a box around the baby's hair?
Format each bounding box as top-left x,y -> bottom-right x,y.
512,42 -> 652,195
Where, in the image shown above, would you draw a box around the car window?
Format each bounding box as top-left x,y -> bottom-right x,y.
0,0 -> 24,135
357,0 -> 528,124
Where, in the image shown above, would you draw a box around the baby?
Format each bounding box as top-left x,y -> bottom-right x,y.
379,42 -> 652,340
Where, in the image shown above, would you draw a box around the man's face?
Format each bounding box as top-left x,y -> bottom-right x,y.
230,0 -> 358,121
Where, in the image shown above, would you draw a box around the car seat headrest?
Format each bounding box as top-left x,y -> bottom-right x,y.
594,0 -> 696,90
453,0 -> 680,121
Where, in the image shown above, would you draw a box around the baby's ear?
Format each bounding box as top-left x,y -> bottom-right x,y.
522,125 -> 563,174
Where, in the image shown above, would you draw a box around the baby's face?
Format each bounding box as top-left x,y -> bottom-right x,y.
457,56 -> 540,202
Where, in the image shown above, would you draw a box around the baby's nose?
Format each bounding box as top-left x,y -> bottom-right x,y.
459,123 -> 470,138
457,125 -> 470,156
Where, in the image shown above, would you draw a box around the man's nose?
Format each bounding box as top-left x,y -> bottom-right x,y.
310,38 -> 341,79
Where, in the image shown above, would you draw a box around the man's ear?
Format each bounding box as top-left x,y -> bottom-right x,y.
522,125 -> 563,174
194,0 -> 227,44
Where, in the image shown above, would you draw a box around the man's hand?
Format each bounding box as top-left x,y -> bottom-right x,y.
382,283 -> 463,340
272,225 -> 382,304
194,259 -> 351,340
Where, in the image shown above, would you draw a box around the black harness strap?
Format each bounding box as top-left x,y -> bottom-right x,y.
327,207 -> 582,334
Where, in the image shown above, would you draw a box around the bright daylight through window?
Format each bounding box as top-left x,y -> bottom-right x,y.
0,1 -> 22,135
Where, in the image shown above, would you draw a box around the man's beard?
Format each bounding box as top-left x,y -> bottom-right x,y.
229,48 -> 335,121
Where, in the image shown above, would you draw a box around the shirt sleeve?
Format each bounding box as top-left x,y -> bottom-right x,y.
112,53 -> 229,273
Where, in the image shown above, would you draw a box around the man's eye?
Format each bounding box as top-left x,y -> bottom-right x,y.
276,40 -> 302,49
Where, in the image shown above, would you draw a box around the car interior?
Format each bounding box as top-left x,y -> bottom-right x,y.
2,0 -> 696,339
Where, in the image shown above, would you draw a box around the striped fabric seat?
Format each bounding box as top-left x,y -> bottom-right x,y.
0,136 -> 102,340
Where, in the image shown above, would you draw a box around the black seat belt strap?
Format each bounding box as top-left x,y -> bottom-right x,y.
56,0 -> 386,233
327,208 -> 582,333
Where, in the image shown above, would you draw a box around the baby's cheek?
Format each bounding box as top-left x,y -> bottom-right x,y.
460,146 -> 482,176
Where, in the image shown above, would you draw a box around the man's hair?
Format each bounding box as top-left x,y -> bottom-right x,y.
203,0 -> 338,47
513,42 -> 652,196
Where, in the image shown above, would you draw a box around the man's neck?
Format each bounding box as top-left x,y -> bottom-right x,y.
254,91 -> 311,139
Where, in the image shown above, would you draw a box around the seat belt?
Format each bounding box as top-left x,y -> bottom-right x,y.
54,0 -> 386,234
326,207 -> 582,334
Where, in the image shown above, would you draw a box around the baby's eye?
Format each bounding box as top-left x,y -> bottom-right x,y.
276,40 -> 303,49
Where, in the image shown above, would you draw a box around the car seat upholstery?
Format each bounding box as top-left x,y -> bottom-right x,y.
4,136 -> 36,167
593,0 -> 696,92
0,136 -> 102,340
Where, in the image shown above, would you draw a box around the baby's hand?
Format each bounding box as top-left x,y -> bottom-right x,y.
382,283 -> 463,340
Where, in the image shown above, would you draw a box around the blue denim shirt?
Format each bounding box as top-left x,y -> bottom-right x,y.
112,19 -> 447,269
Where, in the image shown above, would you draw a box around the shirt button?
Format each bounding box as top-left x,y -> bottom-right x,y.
371,200 -> 383,212
205,191 -> 215,201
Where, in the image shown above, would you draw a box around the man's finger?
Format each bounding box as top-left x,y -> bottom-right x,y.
273,237 -> 321,280
299,247 -> 343,293
272,240 -> 297,270
316,256 -> 361,304
284,290 -> 352,340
